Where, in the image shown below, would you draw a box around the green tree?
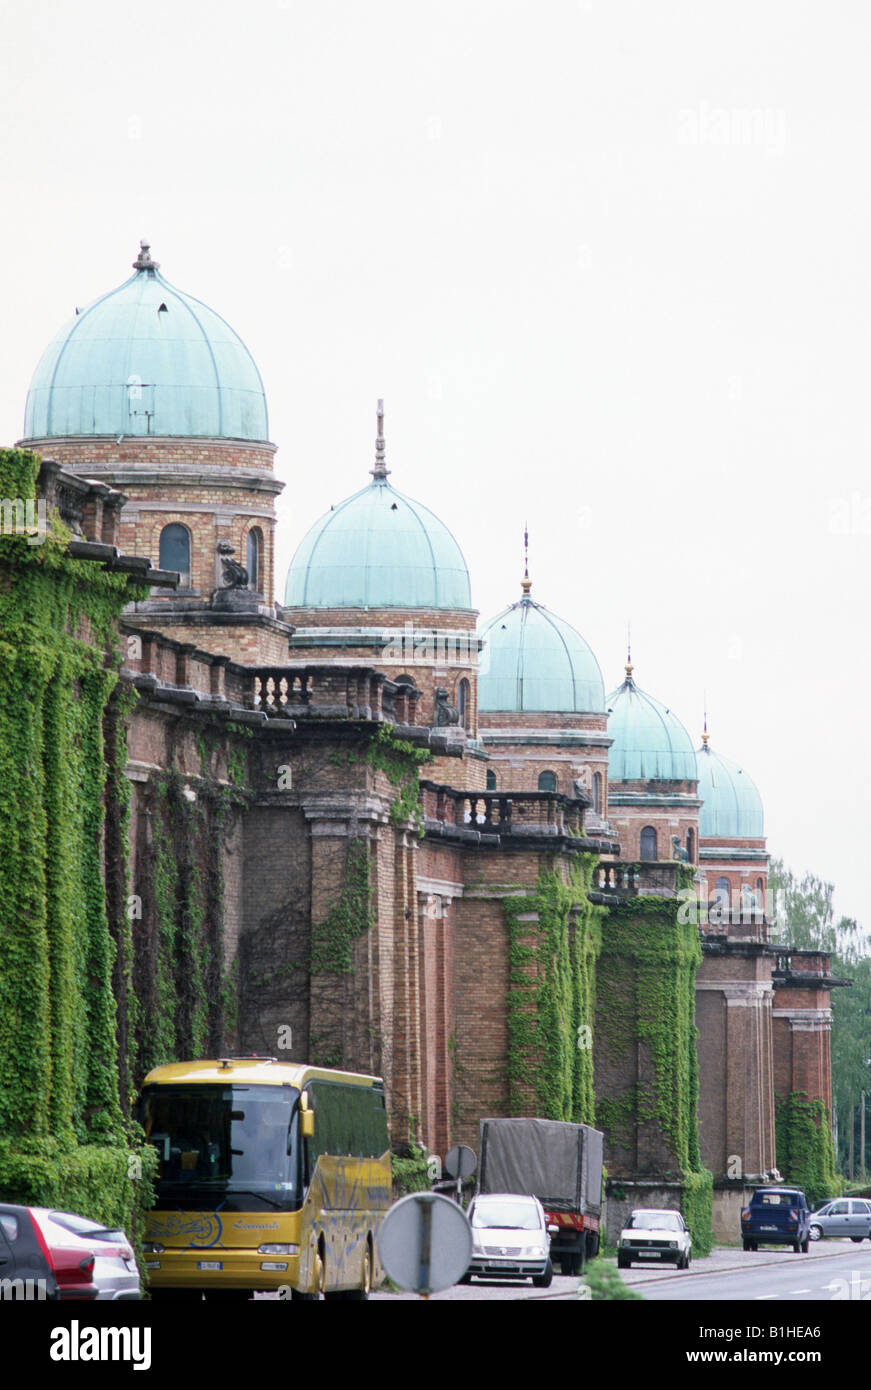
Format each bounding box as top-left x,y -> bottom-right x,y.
769,859 -> 871,1179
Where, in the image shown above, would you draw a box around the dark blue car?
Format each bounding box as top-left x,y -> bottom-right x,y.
741,1186 -> 810,1252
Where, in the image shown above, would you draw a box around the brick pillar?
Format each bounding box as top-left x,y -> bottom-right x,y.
390,833 -> 421,1143
722,981 -> 776,1178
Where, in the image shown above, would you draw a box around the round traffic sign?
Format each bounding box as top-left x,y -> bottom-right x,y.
444,1144 -> 477,1180
377,1192 -> 472,1295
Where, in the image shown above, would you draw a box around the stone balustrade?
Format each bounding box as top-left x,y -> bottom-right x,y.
420,783 -> 590,841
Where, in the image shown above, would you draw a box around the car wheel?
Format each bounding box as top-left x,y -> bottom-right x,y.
850,1236 -> 863,1243
532,1258 -> 553,1289
686,1250 -> 692,1267
808,1224 -> 823,1242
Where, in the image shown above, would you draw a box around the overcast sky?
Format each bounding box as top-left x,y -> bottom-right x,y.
1,0 -> 868,931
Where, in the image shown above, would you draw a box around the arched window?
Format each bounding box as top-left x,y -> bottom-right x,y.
640,825 -> 657,861
686,828 -> 695,864
457,678 -> 471,730
712,877 -> 731,914
486,769 -> 497,791
246,527 -> 263,592
159,523 -> 191,586
592,772 -> 602,814
538,770 -> 557,793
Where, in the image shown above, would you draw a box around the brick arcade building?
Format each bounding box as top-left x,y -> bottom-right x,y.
13,242 -> 844,1241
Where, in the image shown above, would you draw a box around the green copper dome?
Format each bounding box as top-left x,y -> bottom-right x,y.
23,242 -> 268,441
606,669 -> 697,781
284,408 -> 471,611
697,740 -> 764,838
478,590 -> 605,712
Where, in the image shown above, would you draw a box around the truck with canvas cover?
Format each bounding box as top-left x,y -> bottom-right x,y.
477,1118 -> 603,1273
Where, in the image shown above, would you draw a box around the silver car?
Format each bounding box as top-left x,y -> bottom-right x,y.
463,1194 -> 554,1287
808,1198 -> 871,1243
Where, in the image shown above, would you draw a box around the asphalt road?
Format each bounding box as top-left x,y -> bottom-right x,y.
622,1240 -> 871,1302
370,1239 -> 871,1301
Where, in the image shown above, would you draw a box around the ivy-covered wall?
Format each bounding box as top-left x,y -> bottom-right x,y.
503,855 -> 605,1124
0,447 -> 156,1233
132,766 -> 244,1080
775,1091 -> 840,1208
594,889 -> 713,1254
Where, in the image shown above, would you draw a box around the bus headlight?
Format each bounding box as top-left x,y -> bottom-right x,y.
258,1244 -> 299,1256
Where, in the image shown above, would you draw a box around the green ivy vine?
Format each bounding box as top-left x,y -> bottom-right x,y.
775,1091 -> 840,1208
310,839 -> 374,974
503,856 -> 605,1124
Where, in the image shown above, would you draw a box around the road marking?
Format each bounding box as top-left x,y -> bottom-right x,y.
754,1294 -> 779,1299
789,1288 -> 812,1294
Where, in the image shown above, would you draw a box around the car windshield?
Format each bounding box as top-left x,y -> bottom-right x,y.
627,1212 -> 681,1231
140,1083 -> 300,1211
754,1192 -> 798,1206
471,1201 -> 541,1230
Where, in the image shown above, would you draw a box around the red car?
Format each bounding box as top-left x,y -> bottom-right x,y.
0,1204 -> 140,1300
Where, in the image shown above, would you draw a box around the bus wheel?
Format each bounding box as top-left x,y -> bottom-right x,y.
344,1243 -> 372,1301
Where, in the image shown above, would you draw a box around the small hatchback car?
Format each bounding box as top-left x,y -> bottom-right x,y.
617,1209 -> 692,1269
463,1193 -> 554,1287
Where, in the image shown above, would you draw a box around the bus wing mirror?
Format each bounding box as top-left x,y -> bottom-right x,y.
301,1110 -> 314,1140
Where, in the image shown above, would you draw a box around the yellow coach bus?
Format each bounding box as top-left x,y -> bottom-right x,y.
138,1058 -> 391,1301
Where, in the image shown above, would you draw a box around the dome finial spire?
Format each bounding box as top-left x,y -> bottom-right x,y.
371,398 -> 390,480
521,522 -> 532,596
701,695 -> 710,748
625,622 -> 633,679
133,239 -> 159,273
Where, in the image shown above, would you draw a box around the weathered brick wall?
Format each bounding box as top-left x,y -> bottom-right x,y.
695,951 -> 777,1181
27,435 -> 281,603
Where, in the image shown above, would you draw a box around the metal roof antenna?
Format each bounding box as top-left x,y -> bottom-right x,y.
371,397 -> 390,480
521,522 -> 532,596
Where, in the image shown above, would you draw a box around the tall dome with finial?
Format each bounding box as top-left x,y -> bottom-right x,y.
18,241 -> 287,666
475,543 -> 611,805
23,241 -> 269,442
606,656 -> 697,782
284,400 -> 471,611
697,725 -> 764,839
604,650 -> 700,865
478,571 -> 604,713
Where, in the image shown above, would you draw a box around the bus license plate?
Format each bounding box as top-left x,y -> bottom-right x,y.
197,1261 -> 223,1270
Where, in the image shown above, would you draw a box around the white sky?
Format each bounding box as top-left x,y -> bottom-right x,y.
1,0 -> 868,930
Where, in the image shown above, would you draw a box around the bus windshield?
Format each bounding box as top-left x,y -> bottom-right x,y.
140,1083 -> 300,1212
